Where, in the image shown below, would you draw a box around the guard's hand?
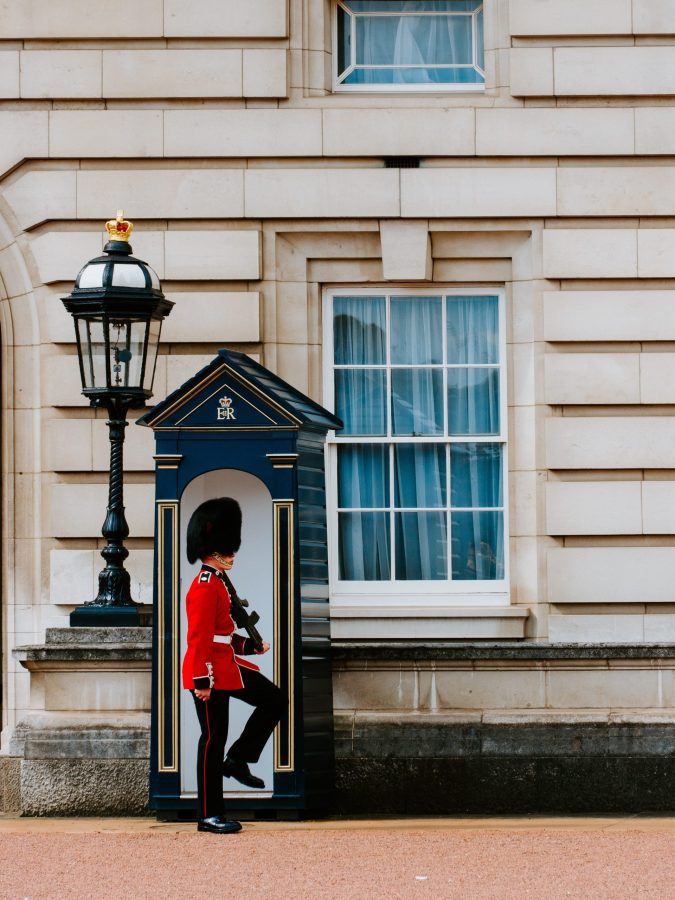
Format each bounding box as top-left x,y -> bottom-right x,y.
255,641 -> 270,654
195,688 -> 211,701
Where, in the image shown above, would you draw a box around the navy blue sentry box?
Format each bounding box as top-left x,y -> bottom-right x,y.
138,349 -> 342,817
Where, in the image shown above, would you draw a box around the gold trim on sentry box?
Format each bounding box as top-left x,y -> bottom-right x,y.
274,500 -> 295,772
157,502 -> 179,773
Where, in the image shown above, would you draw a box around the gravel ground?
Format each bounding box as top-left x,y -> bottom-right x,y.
1,819 -> 675,900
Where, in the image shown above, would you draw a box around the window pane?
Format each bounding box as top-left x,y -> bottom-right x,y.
394,444 -> 446,508
342,65 -> 483,85
475,7 -> 484,69
337,6 -> 351,76
395,512 -> 447,579
447,296 -> 499,364
334,296 -> 386,365
348,2 -> 481,11
339,512 -> 391,580
451,511 -> 504,580
355,13 -> 473,67
448,367 -> 500,435
338,445 -> 389,508
390,296 -> 442,364
335,369 -> 386,435
392,369 -> 444,435
451,443 -> 503,508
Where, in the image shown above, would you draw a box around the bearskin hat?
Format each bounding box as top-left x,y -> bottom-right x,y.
186,497 -> 242,564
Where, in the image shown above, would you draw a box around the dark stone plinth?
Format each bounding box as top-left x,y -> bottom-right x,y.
334,715 -> 675,814
332,641 -> 675,662
13,626 -> 152,665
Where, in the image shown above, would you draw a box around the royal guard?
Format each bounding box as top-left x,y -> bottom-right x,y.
183,497 -> 286,834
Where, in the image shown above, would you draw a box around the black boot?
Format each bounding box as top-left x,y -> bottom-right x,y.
222,756 -> 265,789
197,816 -> 242,834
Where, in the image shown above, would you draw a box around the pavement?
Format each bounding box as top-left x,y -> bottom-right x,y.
2,815 -> 675,899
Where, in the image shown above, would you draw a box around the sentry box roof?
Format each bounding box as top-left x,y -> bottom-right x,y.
137,348 -> 342,433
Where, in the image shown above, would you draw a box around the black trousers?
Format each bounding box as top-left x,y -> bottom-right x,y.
191,667 -> 286,820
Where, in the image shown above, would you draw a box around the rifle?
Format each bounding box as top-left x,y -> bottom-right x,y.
220,570 -> 265,653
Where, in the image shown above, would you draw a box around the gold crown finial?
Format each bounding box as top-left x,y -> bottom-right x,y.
105,210 -> 133,242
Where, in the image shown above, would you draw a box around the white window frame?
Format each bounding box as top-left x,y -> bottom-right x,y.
324,287 -> 509,608
332,0 -> 485,94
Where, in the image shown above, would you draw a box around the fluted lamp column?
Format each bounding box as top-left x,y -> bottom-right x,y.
61,212 -> 174,626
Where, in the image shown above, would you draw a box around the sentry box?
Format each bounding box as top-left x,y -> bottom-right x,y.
138,349 -> 342,817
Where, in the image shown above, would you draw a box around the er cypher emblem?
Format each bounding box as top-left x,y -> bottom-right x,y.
217,396 -> 236,421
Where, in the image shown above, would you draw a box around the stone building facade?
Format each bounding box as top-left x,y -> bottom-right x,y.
3,0 -> 675,814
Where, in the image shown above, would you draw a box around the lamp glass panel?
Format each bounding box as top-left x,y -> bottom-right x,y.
108,318 -> 146,389
76,316 -> 107,388
77,264 -> 106,289
111,264 -> 146,288
144,319 -> 162,391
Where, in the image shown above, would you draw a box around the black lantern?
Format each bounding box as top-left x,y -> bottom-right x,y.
62,212 -> 173,625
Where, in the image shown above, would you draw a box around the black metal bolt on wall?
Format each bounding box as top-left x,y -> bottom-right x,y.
61,212 -> 174,626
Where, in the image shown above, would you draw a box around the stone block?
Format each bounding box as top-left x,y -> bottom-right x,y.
30,232 -> 102,285
477,108 -> 633,157
548,547 -> 675,603
3,170 -> 76,231
380,221 -> 431,281
163,292 -> 260,343
243,49 -> 288,97
509,49 -> 554,96
0,243 -> 32,300
636,109 -> 675,155
0,0 -> 163,38
640,354 -> 675,404
402,167 -> 556,218
559,167 -> 675,217
164,109 -> 322,157
245,169 -> 400,218
542,230 -> 637,279
546,417 -> 675,469
163,354 -> 215,395
0,51 -> 19,98
546,669 -> 659,708
509,0 -> 631,35
49,550 -> 95,605
543,291 -> 675,342
634,0 -> 675,34
275,282 -> 309,344
554,47 -> 675,96
425,669 -> 546,710
76,169 -> 244,220
50,111 -> 163,158
42,350 -> 87,407
164,231 -> 260,280
0,111 -> 48,178
21,50 -> 102,99
638,230 -> 675,278
48,483 -> 155,537
548,615 -> 644,643
323,108 -> 475,157
644,616 -> 675,641
102,49 -> 242,98
545,481 -> 642,536
44,419 -> 92,471
544,353 -> 640,405
126,549 -> 154,606
642,482 -> 675,535
333,669 -> 418,711
164,0 -> 288,37
0,757 -> 21,814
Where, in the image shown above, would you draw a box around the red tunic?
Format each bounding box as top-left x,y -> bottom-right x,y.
182,565 -> 260,691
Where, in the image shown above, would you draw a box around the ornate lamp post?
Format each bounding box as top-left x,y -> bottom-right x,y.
62,212 -> 174,625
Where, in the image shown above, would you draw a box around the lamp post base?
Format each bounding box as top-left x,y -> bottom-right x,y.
70,605 -> 141,627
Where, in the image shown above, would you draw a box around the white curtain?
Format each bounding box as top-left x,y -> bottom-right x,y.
355,1 -> 474,85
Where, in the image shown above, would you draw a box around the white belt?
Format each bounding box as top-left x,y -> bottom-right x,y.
214,635 -> 232,645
